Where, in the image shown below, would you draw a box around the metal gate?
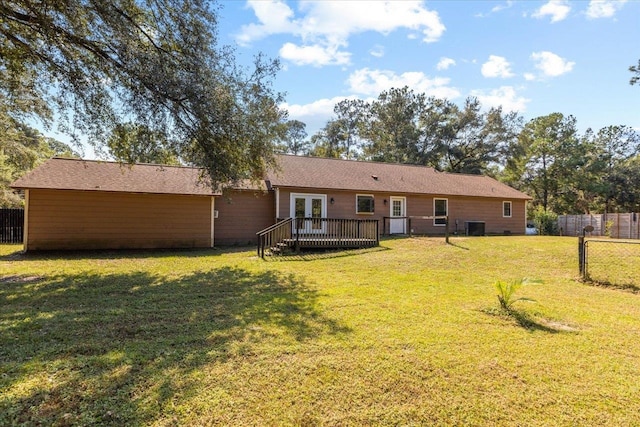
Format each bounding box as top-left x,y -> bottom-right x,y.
581,239 -> 640,288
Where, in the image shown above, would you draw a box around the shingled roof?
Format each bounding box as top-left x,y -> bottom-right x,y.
268,155 -> 530,200
12,158 -> 219,196
13,155 -> 530,200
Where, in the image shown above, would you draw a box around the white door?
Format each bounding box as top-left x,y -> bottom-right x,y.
389,196 -> 406,234
291,193 -> 326,233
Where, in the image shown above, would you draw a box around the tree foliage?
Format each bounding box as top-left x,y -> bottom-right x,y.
360,87 -> 423,163
332,98 -> 366,159
0,111 -> 76,207
277,120 -> 309,155
0,0 -> 285,188
515,113 -> 580,212
106,123 -> 179,165
309,120 -> 345,158
630,59 -> 640,86
311,87 -> 520,175
307,88 -> 640,217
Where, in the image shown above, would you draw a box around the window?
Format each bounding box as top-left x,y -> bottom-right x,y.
503,201 -> 512,218
434,198 -> 448,226
356,194 -> 375,214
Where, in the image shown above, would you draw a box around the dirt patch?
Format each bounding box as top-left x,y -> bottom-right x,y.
0,275 -> 44,284
538,319 -> 580,332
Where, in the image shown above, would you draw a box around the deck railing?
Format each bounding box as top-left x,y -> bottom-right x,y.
256,218 -> 293,258
257,217 -> 379,258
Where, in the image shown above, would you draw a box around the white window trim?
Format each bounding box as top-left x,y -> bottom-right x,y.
503,201 -> 512,218
356,194 -> 375,215
433,198 -> 448,227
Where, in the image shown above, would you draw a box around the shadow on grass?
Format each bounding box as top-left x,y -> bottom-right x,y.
583,277 -> 640,294
446,241 -> 470,251
482,307 -> 577,334
265,245 -> 389,262
0,267 -> 350,425
0,246 -> 251,262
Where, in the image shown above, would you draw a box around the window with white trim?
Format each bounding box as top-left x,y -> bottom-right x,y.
434,198 -> 448,226
356,194 -> 375,214
503,201 -> 512,218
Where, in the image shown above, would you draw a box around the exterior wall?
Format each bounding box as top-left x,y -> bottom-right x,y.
214,190 -> 275,246
26,189 -> 212,250
276,187 -> 527,235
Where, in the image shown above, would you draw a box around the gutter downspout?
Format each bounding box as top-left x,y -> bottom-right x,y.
23,189 -> 29,252
210,196 -> 215,248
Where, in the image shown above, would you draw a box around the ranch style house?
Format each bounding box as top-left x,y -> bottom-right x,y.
11,154 -> 531,251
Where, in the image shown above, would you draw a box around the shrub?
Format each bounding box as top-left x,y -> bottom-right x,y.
532,206 -> 558,236
494,278 -> 541,311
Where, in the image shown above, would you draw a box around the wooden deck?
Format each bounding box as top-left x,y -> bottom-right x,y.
257,218 -> 380,258
283,237 -> 378,249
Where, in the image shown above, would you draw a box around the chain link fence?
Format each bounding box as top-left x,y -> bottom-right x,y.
581,239 -> 640,289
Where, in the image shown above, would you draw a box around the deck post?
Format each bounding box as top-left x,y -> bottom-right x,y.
445,216 -> 449,244
408,217 -> 412,237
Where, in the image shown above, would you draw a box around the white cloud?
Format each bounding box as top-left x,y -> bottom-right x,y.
532,0 -> 571,23
280,96 -> 361,134
476,1 -> 514,17
279,43 -> 350,67
470,86 -> 530,112
237,1 -> 445,67
530,51 -> 575,77
282,96 -> 345,119
236,0 -> 297,46
586,0 -> 627,19
481,55 -> 514,78
492,1 -> 514,13
524,73 -> 536,81
436,57 -> 456,71
369,45 -> 385,58
347,68 -> 461,99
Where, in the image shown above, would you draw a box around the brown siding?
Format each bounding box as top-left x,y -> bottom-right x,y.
215,190 -> 275,246
26,189 -> 212,250
277,187 -> 526,235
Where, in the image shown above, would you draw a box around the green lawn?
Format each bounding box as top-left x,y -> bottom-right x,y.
1,237 -> 640,426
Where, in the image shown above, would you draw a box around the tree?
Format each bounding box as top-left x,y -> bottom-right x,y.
0,111 -> 76,207
585,125 -> 640,212
0,0 -> 285,188
411,96 -> 454,168
333,99 -> 366,159
607,155 -> 640,212
278,120 -> 309,155
309,120 -> 345,158
360,87 -> 423,163
516,113 -> 580,212
630,59 -> 640,85
107,123 -> 179,165
438,98 -> 519,174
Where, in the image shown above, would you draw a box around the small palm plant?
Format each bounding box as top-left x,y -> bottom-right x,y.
494,278 -> 541,311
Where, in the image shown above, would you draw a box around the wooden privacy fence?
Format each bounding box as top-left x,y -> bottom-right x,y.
0,208 -> 24,243
558,213 -> 640,239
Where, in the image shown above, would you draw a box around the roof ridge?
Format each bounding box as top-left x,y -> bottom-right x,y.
51,157 -> 202,171
276,154 -> 505,179
276,154 -> 438,172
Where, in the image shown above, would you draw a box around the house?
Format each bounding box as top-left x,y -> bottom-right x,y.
11,155 -> 530,251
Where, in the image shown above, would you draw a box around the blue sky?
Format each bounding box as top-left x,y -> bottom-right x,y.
217,0 -> 639,138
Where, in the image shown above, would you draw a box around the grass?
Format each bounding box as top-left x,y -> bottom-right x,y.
1,236 -> 640,426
